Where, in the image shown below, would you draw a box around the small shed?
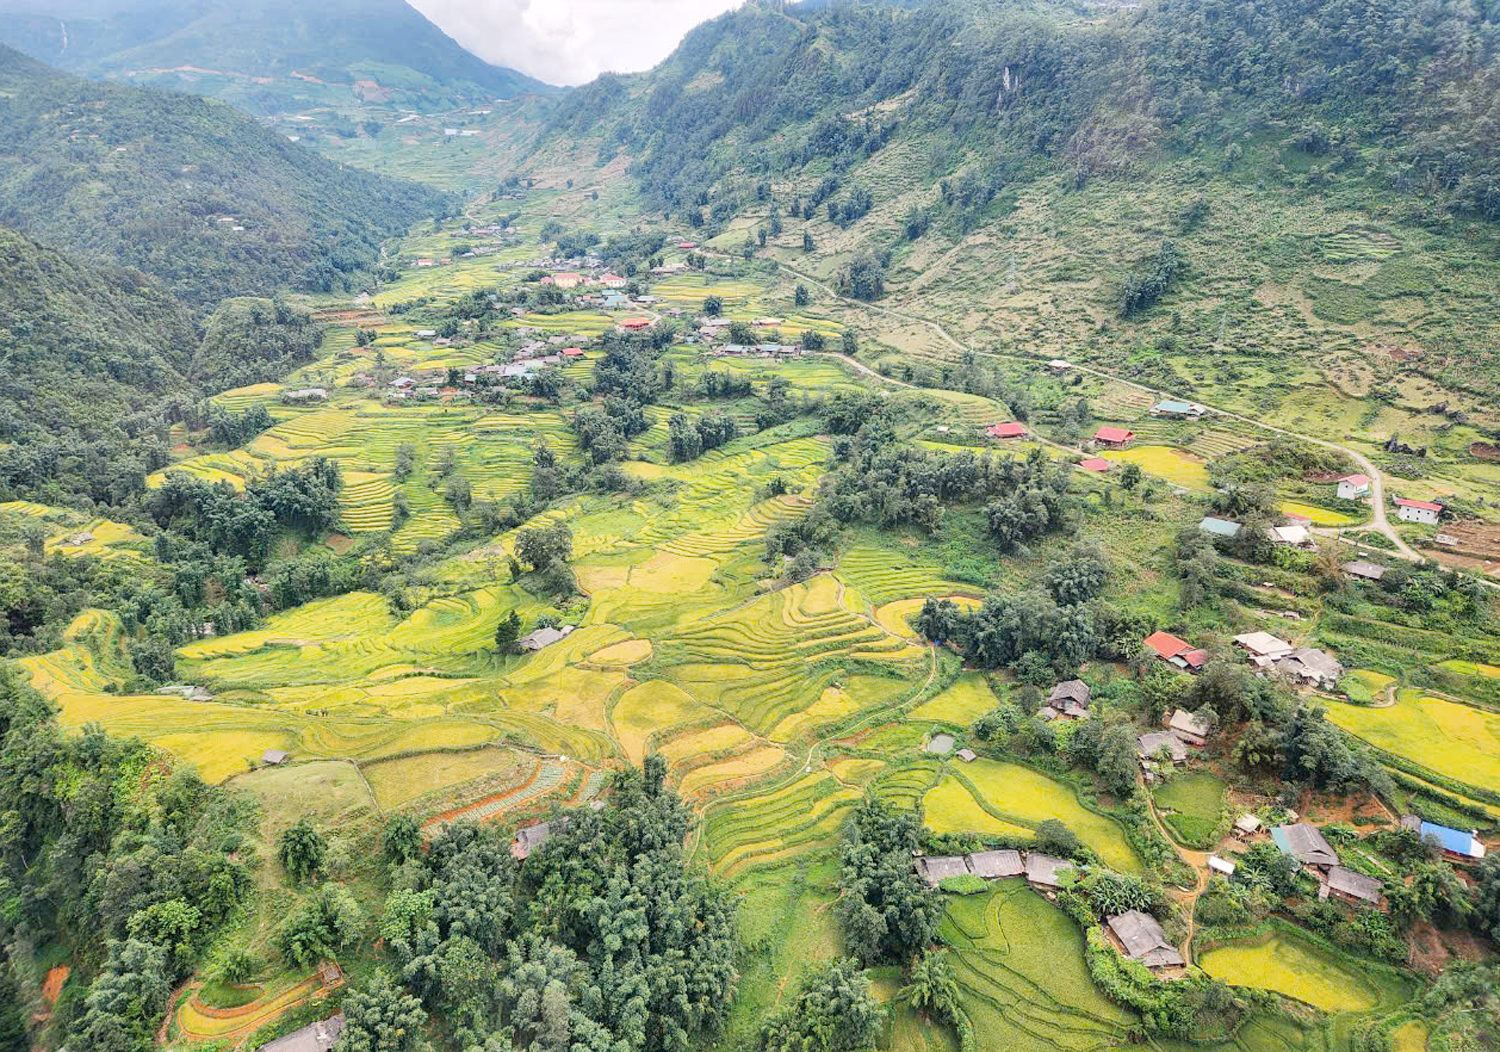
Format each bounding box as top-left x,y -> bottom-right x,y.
1208,856 -> 1236,876
1106,910 -> 1184,970
1137,731 -> 1188,765
1199,516 -> 1244,539
1324,865 -> 1383,907
1168,709 -> 1212,746
915,855 -> 971,886
968,849 -> 1024,879
1233,814 -> 1261,838
956,748 -> 977,763
1024,853 -> 1076,889
1271,823 -> 1339,869
262,749 -> 290,766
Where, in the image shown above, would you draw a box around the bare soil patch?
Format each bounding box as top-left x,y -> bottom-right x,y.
1469,442 -> 1500,461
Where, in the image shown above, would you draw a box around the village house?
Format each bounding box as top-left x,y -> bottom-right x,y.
1271,822 -> 1340,871
1275,647 -> 1344,690
1233,814 -> 1261,839
986,421 -> 1029,440
915,855 -> 971,886
1234,631 -> 1294,666
1077,458 -> 1110,473
1267,523 -> 1315,548
254,1013 -> 343,1052
561,347 -> 586,363
1198,516 -> 1243,540
1394,497 -> 1442,525
1143,631 -> 1208,672
519,624 -> 575,652
1049,359 -> 1071,374
1137,731 -> 1188,765
1039,679 -> 1091,721
511,817 -> 570,859
968,849 -> 1024,879
1024,853 -> 1076,891
1337,474 -> 1372,500
1106,911 -> 1184,971
552,272 -> 583,290
1323,866 -> 1384,908
1343,559 -> 1389,582
621,317 -> 652,332
283,388 -> 328,403
1401,816 -> 1487,861
1168,708 -> 1212,747
955,748 -> 977,763
1093,426 -> 1134,448
1150,399 -> 1207,420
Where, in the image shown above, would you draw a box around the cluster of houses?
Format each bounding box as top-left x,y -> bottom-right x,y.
914,849 -> 1186,972
1198,514 -> 1317,550
1232,631 -> 1344,689
1136,708 -> 1212,776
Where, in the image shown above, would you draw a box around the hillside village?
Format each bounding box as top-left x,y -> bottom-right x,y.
1,1 -> 1500,1052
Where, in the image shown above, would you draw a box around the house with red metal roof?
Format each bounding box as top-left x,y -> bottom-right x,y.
1144,631 -> 1208,672
621,317 -> 652,331
1394,497 -> 1442,525
986,421 -> 1028,440
1094,426 -> 1134,448
1337,474 -> 1372,500
1077,458 -> 1110,473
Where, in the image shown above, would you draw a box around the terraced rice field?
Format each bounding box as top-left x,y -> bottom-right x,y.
1325,689 -> 1500,791
940,881 -> 1136,1052
361,746 -> 527,809
700,773 -> 862,874
0,501 -> 149,562
1103,445 -> 1210,490
1199,936 -> 1382,1012
926,760 -> 1145,873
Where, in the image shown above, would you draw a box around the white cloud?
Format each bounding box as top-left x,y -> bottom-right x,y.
408,0 -> 744,87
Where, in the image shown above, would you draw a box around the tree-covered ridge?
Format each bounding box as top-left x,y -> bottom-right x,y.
0,0 -> 555,114
551,0 -> 1500,222
0,224 -> 195,446
0,45 -> 454,307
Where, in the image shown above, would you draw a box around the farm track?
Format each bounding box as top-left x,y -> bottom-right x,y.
1142,786 -> 1211,966
766,260 -> 1480,580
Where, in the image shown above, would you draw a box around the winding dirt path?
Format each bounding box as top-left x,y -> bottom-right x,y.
1141,786 -> 1213,965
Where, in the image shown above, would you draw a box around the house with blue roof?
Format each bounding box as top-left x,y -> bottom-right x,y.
1402,816 -> 1486,860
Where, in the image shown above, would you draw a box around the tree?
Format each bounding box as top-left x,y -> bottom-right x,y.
795,284 -> 810,307
340,970 -> 431,1052
900,952 -> 960,1024
277,886 -> 364,966
276,819 -> 327,883
836,252 -> 885,300
760,958 -> 879,1052
703,294 -> 723,316
803,229 -> 815,253
515,524 -> 573,572
495,610 -> 523,653
1119,462 -> 1143,490
1475,856 -> 1500,943
841,330 -> 858,356
1096,723 -> 1139,795
394,443 -> 417,481
1034,819 -> 1081,859
384,814 -> 423,865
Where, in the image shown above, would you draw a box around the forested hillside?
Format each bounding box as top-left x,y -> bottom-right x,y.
555,0 -> 1500,223
0,45 -> 454,307
0,0 -> 553,114
0,224 -> 196,466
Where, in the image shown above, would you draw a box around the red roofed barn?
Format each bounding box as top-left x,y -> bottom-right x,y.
1094,426 -> 1134,448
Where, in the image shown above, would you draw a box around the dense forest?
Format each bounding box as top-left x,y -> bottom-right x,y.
547,0 -> 1500,224
0,224 -> 196,453
0,45 -> 454,307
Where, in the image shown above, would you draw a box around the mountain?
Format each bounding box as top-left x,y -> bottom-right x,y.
0,44 -> 454,308
0,0 -> 555,115
0,224 -> 196,452
527,0 -> 1500,406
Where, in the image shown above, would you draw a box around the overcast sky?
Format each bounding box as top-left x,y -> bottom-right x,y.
407,0 -> 745,87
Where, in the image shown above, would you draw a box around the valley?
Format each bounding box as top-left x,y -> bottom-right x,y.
0,2 -> 1498,1052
